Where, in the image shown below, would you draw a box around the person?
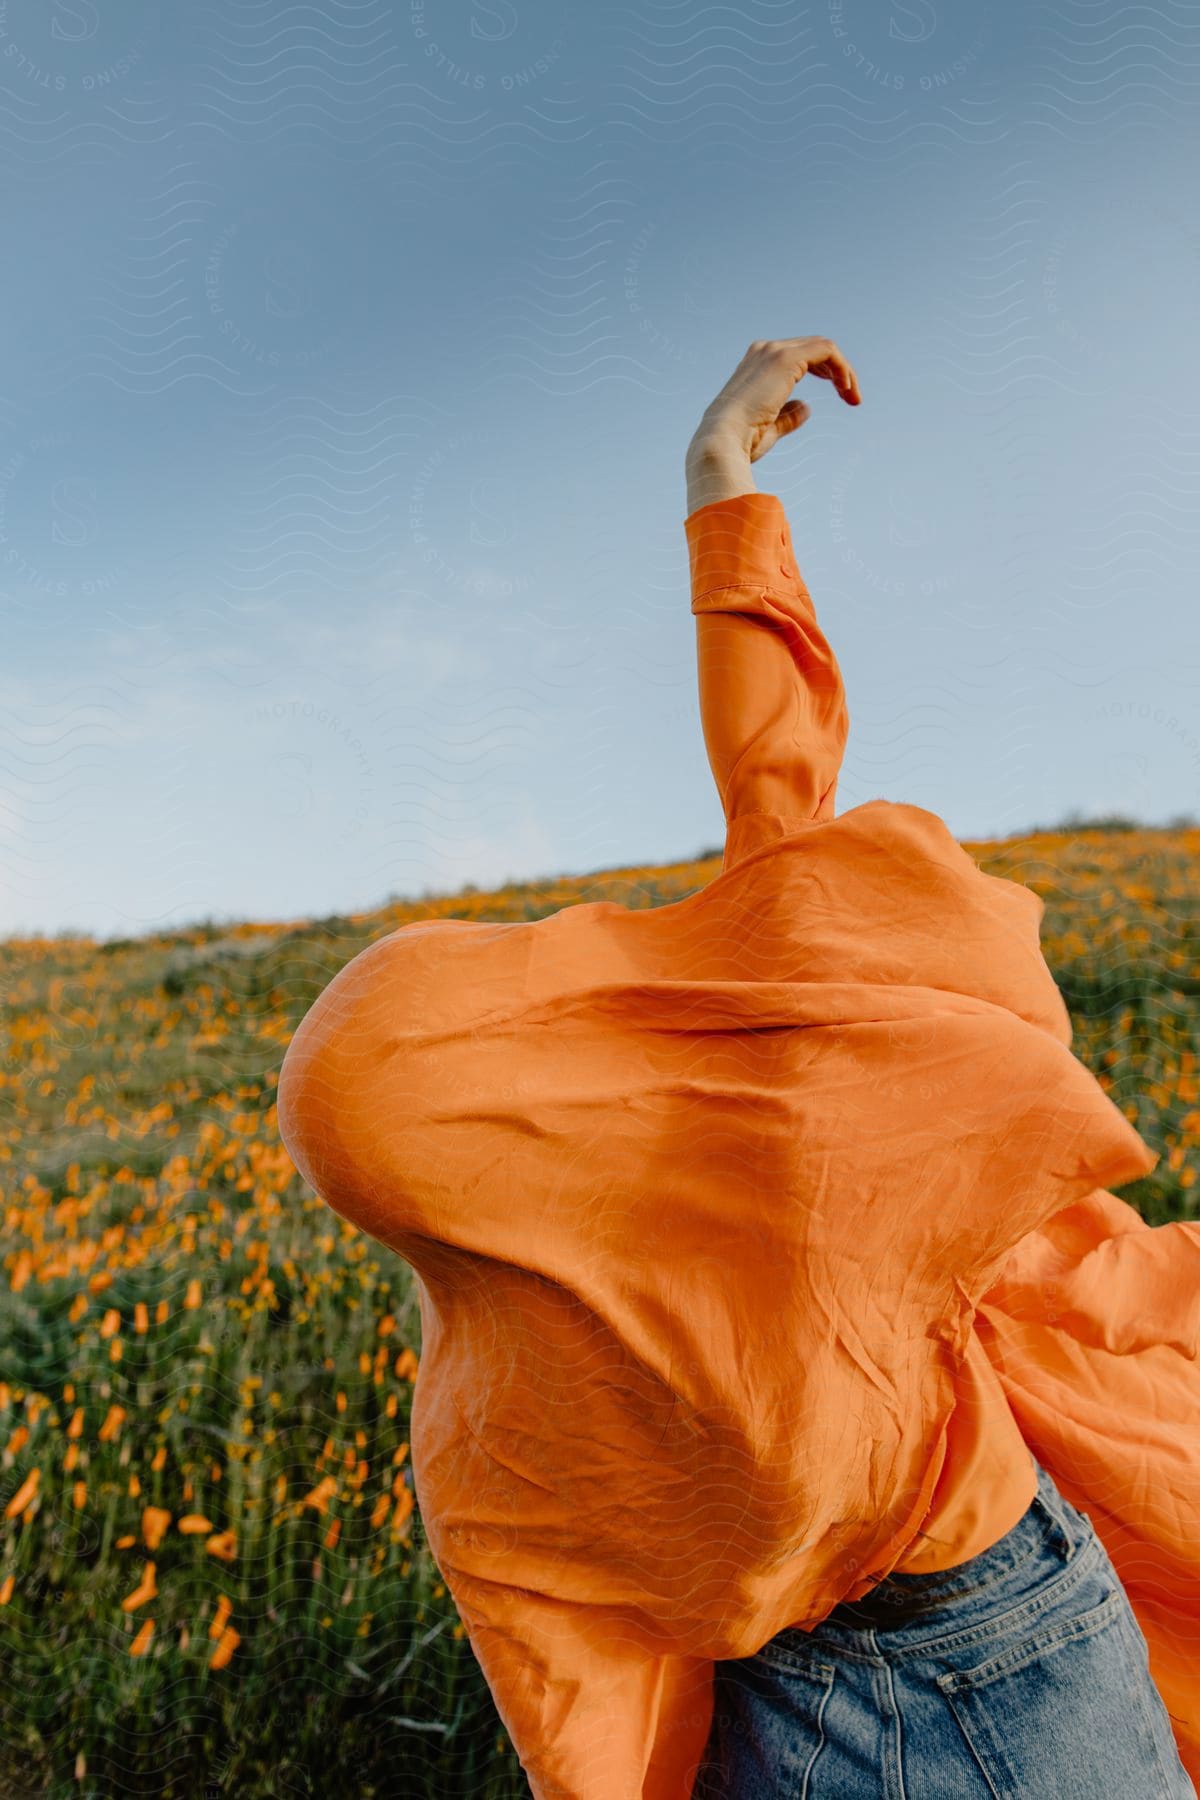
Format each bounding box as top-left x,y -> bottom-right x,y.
685,341 -> 1198,1798
277,337 -> 1200,1799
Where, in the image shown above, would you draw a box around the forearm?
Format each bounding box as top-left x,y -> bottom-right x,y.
685,463 -> 850,865
684,430 -> 758,515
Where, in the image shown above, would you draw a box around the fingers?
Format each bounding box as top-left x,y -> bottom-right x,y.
755,337 -> 861,405
776,398 -> 811,434
747,397 -> 809,463
800,338 -> 861,404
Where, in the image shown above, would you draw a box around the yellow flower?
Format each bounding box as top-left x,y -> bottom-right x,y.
122,1562 -> 158,1612
142,1506 -> 172,1550
299,1475 -> 338,1516
4,1467 -> 40,1521
209,1624 -> 240,1670
98,1405 -> 126,1443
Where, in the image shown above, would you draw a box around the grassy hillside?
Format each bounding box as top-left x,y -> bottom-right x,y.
1,825 -> 1198,1796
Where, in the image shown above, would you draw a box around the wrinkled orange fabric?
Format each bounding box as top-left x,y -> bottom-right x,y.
277,490 -> 1200,1799
885,1329 -> 1035,1573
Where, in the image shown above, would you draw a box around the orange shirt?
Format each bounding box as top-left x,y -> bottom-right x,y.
277,488 -> 1200,1800
887,1326 -> 1035,1573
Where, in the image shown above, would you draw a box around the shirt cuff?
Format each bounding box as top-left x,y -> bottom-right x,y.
684,490 -> 803,602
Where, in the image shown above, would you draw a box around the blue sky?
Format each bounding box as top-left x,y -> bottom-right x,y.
2,1 -> 1198,941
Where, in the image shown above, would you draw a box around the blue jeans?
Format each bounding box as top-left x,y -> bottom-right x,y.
693,1460 -> 1196,1798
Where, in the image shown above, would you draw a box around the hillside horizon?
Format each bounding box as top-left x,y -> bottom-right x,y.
5,808 -> 1198,953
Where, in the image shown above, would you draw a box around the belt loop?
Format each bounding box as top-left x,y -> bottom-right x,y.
1031,1463 -> 1079,1563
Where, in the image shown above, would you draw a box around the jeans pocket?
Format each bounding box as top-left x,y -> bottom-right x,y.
1116,1604 -> 1200,1796
698,1650 -> 836,1800
935,1584 -> 1193,1799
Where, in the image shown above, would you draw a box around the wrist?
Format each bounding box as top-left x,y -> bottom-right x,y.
685,433 -> 757,514
685,422 -> 747,466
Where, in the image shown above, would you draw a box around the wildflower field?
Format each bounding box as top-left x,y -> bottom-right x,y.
2,822 -> 1198,1797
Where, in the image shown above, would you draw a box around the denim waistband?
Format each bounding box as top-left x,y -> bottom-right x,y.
813,1459 -> 1092,1632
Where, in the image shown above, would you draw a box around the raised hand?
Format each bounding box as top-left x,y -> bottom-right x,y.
689,336 -> 862,467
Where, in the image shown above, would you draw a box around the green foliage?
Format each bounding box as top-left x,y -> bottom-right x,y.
1,825 -> 1197,1795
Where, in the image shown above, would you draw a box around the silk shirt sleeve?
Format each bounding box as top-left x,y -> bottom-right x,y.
686,490 -> 850,870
